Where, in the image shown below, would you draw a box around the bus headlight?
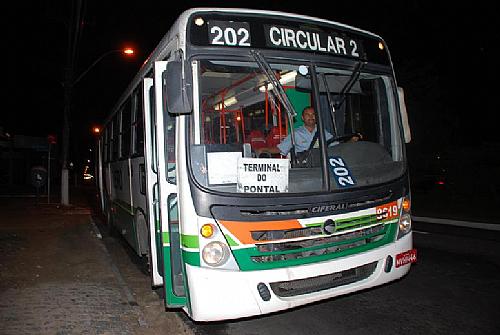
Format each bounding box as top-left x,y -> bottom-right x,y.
202,241 -> 230,267
398,213 -> 412,239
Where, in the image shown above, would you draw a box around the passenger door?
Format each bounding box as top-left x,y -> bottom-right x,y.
142,77 -> 163,287
144,61 -> 186,307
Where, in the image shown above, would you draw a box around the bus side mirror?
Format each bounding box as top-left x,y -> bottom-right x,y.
397,87 -> 411,143
164,61 -> 193,114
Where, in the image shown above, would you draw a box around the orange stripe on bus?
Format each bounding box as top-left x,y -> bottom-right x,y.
219,219 -> 302,245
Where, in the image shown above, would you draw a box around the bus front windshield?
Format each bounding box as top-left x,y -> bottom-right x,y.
189,57 -> 405,194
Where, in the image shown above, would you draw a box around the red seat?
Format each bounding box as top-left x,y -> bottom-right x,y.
266,127 -> 286,147
247,130 -> 267,150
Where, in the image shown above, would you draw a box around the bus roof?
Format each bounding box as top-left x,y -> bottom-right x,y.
181,7 -> 383,39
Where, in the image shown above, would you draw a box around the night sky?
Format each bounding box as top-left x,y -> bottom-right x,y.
5,1 -> 499,163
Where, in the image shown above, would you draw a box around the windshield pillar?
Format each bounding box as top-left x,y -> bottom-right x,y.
309,64 -> 330,191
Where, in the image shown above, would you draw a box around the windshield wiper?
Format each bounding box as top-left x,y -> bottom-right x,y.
319,61 -> 367,144
320,73 -> 339,136
335,61 -> 367,110
250,50 -> 298,158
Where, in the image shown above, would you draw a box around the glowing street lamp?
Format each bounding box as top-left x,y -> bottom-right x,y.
61,46 -> 135,205
123,47 -> 134,55
73,47 -> 135,85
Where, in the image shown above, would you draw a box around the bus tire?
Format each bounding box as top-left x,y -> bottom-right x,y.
136,211 -> 151,275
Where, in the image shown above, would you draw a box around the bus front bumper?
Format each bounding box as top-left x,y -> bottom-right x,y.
184,233 -> 413,321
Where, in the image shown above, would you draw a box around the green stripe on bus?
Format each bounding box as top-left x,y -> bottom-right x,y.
181,235 -> 199,249
162,232 -> 170,245
336,214 -> 378,229
305,223 -> 322,228
182,249 -> 200,266
303,214 -> 378,230
225,234 -> 239,247
162,233 -> 199,248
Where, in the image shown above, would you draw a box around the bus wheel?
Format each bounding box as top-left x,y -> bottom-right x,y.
136,212 -> 151,275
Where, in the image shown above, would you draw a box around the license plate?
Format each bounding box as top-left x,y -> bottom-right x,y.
395,249 -> 417,268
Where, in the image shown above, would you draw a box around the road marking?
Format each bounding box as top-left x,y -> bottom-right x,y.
412,216 -> 500,231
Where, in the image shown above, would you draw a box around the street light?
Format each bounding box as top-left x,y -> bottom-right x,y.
60,46 -> 135,205
73,47 -> 135,85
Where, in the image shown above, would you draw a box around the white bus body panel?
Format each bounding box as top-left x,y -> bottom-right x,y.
130,156 -> 146,215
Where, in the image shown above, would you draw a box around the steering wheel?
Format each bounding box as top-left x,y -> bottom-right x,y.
258,151 -> 272,158
326,132 -> 363,146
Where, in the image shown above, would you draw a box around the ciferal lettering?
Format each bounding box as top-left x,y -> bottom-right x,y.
311,203 -> 348,213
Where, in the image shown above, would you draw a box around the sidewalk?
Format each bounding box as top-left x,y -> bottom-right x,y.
0,192 -> 189,334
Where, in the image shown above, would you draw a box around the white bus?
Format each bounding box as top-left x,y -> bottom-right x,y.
97,8 -> 416,321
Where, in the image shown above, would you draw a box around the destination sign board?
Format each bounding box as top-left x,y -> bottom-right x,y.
237,158 -> 289,193
189,13 -> 390,64
205,21 -> 361,58
264,25 -> 361,57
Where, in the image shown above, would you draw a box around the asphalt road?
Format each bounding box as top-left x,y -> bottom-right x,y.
101,210 -> 500,334
182,221 -> 500,335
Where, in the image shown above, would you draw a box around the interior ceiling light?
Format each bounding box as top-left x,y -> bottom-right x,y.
259,71 -> 297,92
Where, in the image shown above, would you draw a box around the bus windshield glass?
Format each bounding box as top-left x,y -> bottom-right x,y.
189,57 -> 405,194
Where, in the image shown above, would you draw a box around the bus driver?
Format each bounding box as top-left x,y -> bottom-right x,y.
256,106 -> 360,157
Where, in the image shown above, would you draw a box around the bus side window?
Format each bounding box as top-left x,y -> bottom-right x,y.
120,98 -> 132,158
165,116 -> 176,184
111,116 -> 119,161
132,88 -> 144,156
103,127 -> 109,163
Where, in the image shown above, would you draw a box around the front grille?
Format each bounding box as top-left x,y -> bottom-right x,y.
251,223 -> 386,263
251,214 -> 378,241
270,261 -> 377,297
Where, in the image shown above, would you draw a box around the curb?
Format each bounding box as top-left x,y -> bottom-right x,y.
412,216 -> 500,231
89,218 -> 194,335
89,219 -> 141,306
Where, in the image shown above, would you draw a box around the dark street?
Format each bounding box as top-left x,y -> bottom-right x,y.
1,185 -> 499,334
